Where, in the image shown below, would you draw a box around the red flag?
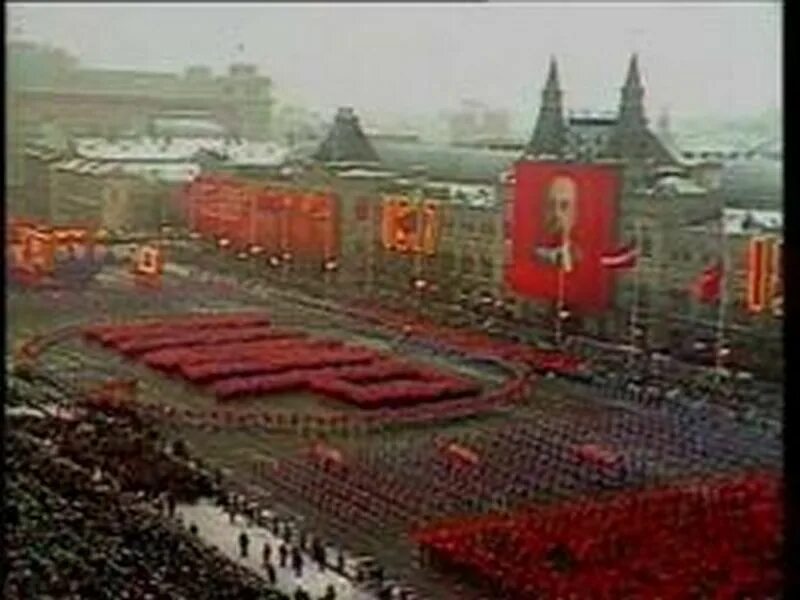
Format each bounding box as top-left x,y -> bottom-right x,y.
601,244 -> 638,269
691,261 -> 723,303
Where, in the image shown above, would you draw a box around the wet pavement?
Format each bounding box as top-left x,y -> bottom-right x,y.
177,499 -> 377,599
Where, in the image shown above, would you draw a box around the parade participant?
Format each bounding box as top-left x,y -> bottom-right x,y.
291,546 -> 304,578
336,549 -> 345,574
279,543 -> 289,568
293,588 -> 311,600
238,531 -> 250,558
262,540 -> 272,566
320,584 -> 336,600
227,492 -> 238,524
312,538 -> 327,571
266,562 -> 277,586
282,523 -> 292,544
167,492 -> 177,518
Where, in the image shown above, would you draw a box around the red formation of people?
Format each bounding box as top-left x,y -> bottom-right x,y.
83,313 -> 482,409
413,471 -> 782,600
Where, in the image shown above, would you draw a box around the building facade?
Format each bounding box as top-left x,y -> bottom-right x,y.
6,42 -> 274,194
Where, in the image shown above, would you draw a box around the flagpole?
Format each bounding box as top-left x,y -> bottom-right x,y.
414,190 -> 424,312
366,200 -> 374,297
555,230 -> 567,346
714,204 -> 728,383
628,219 -> 642,366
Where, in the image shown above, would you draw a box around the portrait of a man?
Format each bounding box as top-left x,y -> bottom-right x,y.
532,175 -> 580,272
507,161 -> 620,312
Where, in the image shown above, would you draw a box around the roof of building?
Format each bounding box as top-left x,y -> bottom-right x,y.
371,139 -> 517,183
74,137 -> 289,168
314,108 -> 380,164
723,208 -> 782,235
151,118 -> 228,137
719,158 -> 782,209
650,174 -> 707,196
52,156 -> 201,182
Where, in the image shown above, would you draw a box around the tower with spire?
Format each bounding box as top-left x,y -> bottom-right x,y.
601,54 -> 676,165
525,57 -> 567,158
617,54 -> 647,130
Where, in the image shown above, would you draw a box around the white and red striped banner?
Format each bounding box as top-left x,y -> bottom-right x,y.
601,245 -> 638,269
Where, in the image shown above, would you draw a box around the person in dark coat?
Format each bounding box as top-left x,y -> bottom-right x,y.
262,540 -> 272,566
278,543 -> 289,568
227,493 -> 237,524
336,550 -> 345,574
293,588 -> 311,600
167,493 -> 177,518
282,523 -> 292,544
291,546 -> 303,578
238,531 -> 249,558
312,539 -> 327,571
320,584 -> 336,600
266,562 -> 277,585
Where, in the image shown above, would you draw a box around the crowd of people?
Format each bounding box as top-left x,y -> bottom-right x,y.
413,470 -> 783,599
4,398 -> 355,600
572,341 -> 782,434
7,244 -> 784,600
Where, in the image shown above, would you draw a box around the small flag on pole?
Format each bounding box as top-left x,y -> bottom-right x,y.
601,245 -> 638,269
691,261 -> 724,303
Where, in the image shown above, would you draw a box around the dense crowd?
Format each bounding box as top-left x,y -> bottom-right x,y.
414,471 -> 783,599
577,346 -> 782,433
5,405 -> 290,599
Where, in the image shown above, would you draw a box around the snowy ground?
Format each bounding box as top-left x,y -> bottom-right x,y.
177,499 -> 377,600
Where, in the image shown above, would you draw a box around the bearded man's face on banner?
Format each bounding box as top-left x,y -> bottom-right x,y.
544,176 -> 578,236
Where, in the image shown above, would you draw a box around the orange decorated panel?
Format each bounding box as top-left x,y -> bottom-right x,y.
381,196 -> 440,255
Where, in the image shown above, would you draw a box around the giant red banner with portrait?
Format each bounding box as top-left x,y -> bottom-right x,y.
505,162 -> 620,312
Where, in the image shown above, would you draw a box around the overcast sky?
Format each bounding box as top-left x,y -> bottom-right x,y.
9,2 -> 782,122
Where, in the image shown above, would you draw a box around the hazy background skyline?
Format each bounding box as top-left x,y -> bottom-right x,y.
9,2 -> 782,130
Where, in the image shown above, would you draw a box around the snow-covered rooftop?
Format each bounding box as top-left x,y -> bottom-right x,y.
53,157 -> 201,183
74,137 -> 289,167
651,174 -> 707,196
723,208 -> 782,236
336,168 -> 397,179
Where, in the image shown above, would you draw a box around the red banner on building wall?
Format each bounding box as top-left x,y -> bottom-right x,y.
505,162 -> 621,312
183,176 -> 339,261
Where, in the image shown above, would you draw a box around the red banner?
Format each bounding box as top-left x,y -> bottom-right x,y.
505,162 -> 621,312
747,236 -> 779,313
692,261 -> 723,304
183,176 -> 338,260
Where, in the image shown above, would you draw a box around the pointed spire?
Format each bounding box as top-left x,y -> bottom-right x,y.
624,53 -> 643,91
525,56 -> 567,158
545,55 -> 560,91
601,55 -> 676,166
618,53 -> 646,128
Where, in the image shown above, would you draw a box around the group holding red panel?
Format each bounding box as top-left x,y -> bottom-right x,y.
83,313 -> 482,410
413,471 -> 782,599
